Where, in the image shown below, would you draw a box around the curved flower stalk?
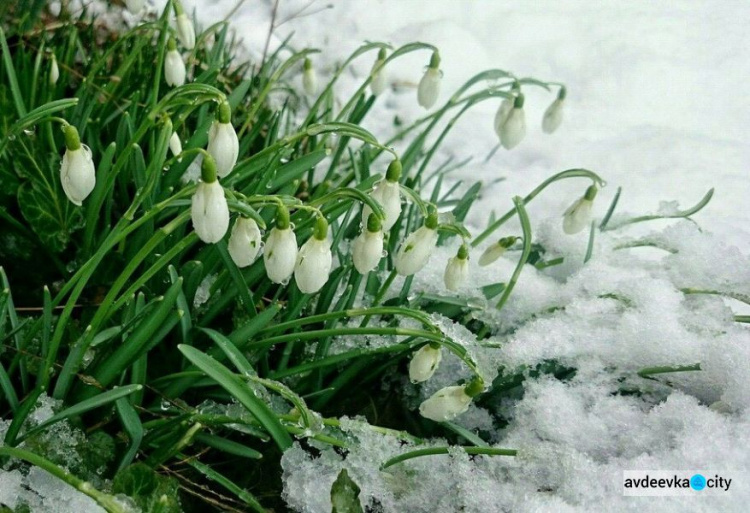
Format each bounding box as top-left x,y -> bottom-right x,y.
409,343 -> 442,383
361,159 -> 402,231
417,50 -> 441,109
174,1 -> 195,50
60,124 -> 96,206
370,48 -> 388,96
542,86 -> 566,134
302,58 -> 317,96
49,53 -> 59,85
419,376 -> 485,422
207,101 -> 239,178
294,216 -> 332,294
228,217 -> 262,268
563,184 -> 597,234
264,206 -> 298,284
478,236 -> 517,266
395,211 -> 439,276
352,214 -> 384,274
499,93 -> 526,149
191,154 -> 229,243
444,244 -> 469,291
164,38 -> 186,87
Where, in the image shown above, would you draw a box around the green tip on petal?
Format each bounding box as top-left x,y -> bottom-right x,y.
201,154 -> 218,183
584,184 -> 598,201
429,50 -> 441,69
464,376 -> 485,397
167,37 -> 177,51
304,58 -> 313,70
377,48 -> 387,60
558,86 -> 567,100
63,124 -> 81,151
457,243 -> 469,260
425,210 -> 439,230
513,93 -> 525,109
366,213 -> 382,233
385,159 -> 402,182
218,101 -> 231,123
313,215 -> 328,240
276,205 -> 290,230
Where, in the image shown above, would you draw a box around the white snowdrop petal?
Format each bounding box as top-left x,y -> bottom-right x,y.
500,108 -> 526,149
169,132 -> 182,157
60,146 -> 96,206
370,59 -> 387,96
125,0 -> 145,13
478,243 -> 507,267
228,218 -> 262,268
409,345 -> 442,383
164,49 -> 186,87
542,98 -> 564,134
493,98 -> 513,138
443,257 -> 469,291
562,198 -> 593,234
395,226 -> 438,276
191,181 -> 229,244
294,238 -> 332,294
419,385 -> 472,422
352,230 -> 384,274
303,68 -> 317,96
361,181 -> 401,231
207,121 -> 239,178
264,228 -> 298,284
176,13 -> 195,50
417,68 -> 441,109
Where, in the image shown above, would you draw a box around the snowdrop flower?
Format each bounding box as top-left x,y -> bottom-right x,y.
207,101 -> 239,178
478,236 -> 517,266
169,131 -> 182,157
395,211 -> 439,276
228,217 -> 262,268
417,50 -> 441,109
409,343 -> 442,383
542,86 -> 566,134
174,2 -> 195,50
164,38 -> 186,87
352,214 -> 384,274
499,93 -> 526,149
370,48 -> 388,96
294,217 -> 332,294
493,83 -> 518,138
60,124 -> 95,206
419,377 -> 484,422
562,184 -> 597,235
191,154 -> 229,244
302,58 -> 317,96
125,0 -> 145,13
361,159 -> 402,231
264,206 -> 298,284
49,54 -> 59,85
444,244 -> 469,291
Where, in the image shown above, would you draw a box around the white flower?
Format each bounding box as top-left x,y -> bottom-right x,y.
49,54 -> 59,85
370,50 -> 388,96
191,180 -> 229,244
264,213 -> 298,284
542,98 -> 565,134
493,97 -> 513,139
228,217 -> 262,268
395,216 -> 439,276
352,215 -> 384,274
409,344 -> 442,383
443,245 -> 469,291
176,13 -> 195,50
125,0 -> 145,13
417,68 -> 441,109
294,226 -> 332,294
207,116 -> 239,178
478,236 -> 516,266
500,94 -> 526,149
302,59 -> 317,96
562,186 -> 597,235
164,47 -> 186,87
60,125 -> 95,206
361,180 -> 401,232
169,131 -> 182,157
419,385 -> 472,422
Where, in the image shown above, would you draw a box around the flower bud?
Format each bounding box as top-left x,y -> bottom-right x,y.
562,185 -> 597,235
228,217 -> 262,268
125,0 -> 145,13
443,244 -> 469,291
169,131 -> 182,157
417,51 -> 441,109
542,87 -> 566,134
409,343 -> 442,383
60,125 -> 96,206
264,207 -> 298,284
176,12 -> 195,50
395,212 -> 439,276
302,58 -> 317,96
370,48 -> 388,96
294,217 -> 332,294
478,236 -> 517,266
49,54 -> 59,86
352,214 -> 384,274
191,156 -> 229,244
419,377 -> 484,422
493,97 -> 513,138
499,94 -> 526,149
164,39 -> 186,87
207,101 -> 239,178
361,159 -> 402,231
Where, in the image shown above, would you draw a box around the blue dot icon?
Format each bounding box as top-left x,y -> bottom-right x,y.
690,474 -> 706,491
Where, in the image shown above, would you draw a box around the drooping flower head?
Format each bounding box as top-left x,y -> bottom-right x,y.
191,154 -> 229,244
409,343 -> 442,383
264,205 -> 298,284
494,81 -> 519,138
395,210 -> 439,276
361,158 -> 402,231
294,216 -> 332,294
419,376 -> 485,422
174,1 -> 195,50
169,131 -> 182,157
352,213 -> 384,274
49,53 -> 59,86
417,50 -> 441,109
60,124 -> 96,206
302,58 -> 317,96
499,93 -> 526,150
370,47 -> 388,96
478,236 -> 518,266
164,37 -> 186,87
207,100 -> 239,178
563,184 -> 597,235
228,217 -> 262,268
542,86 -> 566,134
444,243 -> 469,291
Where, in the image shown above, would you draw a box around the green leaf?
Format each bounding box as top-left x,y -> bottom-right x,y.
330,469 -> 363,513
113,463 -> 181,513
17,180 -> 84,253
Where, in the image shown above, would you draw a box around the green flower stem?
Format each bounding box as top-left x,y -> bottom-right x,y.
472,169 -> 605,247
637,363 -> 701,378
680,288 -> 750,307
380,446 -> 517,470
495,197 -> 531,310
601,188 -> 714,231
0,447 -> 128,513
253,327 -> 445,351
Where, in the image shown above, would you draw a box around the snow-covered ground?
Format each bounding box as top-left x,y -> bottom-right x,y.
160,1 -> 750,511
